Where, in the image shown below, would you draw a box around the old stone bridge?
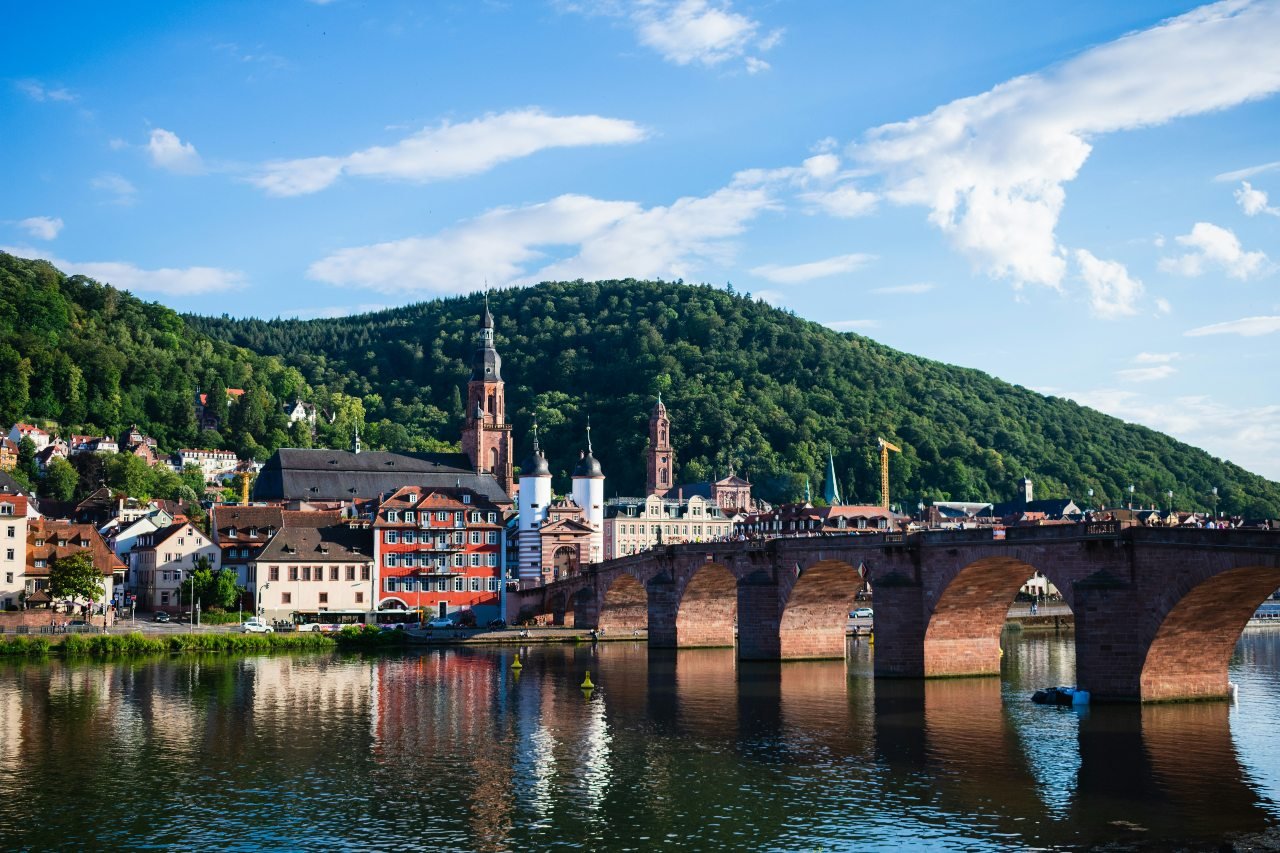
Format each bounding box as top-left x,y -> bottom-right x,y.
510,523 -> 1280,702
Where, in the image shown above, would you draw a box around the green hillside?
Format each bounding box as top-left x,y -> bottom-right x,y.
191,277 -> 1278,517
3,251 -> 1277,516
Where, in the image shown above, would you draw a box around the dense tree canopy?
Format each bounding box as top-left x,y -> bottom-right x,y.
4,252 -> 1277,517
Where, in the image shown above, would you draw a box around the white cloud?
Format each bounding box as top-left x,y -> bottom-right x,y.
1053,387 -> 1280,480
733,153 -> 879,219
90,173 -> 137,206
1155,297 -> 1173,315
1235,180 -> 1280,216
825,319 -> 878,331
17,217 -> 63,240
632,0 -> 776,69
308,184 -> 773,293
0,246 -> 244,296
1185,315 -> 1280,337
1215,159 -> 1280,182
846,0 -> 1280,291
744,56 -> 771,74
1133,351 -> 1179,364
1159,221 -> 1269,279
15,79 -> 75,102
871,282 -> 934,295
1116,365 -> 1177,382
750,252 -> 873,284
251,109 -> 647,197
1075,249 -> 1144,319
147,129 -> 203,174
754,289 -> 784,306
801,184 -> 879,218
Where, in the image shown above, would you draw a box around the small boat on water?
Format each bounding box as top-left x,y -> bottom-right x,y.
1247,602 -> 1280,628
1031,686 -> 1089,706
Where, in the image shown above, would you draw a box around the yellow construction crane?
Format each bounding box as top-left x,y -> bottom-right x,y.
239,470 -> 251,506
877,438 -> 900,510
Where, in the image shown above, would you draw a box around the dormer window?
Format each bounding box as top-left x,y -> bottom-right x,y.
228,527 -> 237,538
462,494 -> 471,504
0,504 -> 12,516
386,511 -> 398,523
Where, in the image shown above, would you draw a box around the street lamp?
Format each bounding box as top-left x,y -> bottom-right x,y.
1212,486 -> 1219,519
256,582 -> 269,620
1128,483 -> 1135,509
1087,488 -> 1094,510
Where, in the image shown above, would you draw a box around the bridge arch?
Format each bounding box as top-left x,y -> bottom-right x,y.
599,573 -> 648,635
778,559 -> 863,659
674,562 -> 737,648
923,556 -> 1068,678
1140,564 -> 1280,701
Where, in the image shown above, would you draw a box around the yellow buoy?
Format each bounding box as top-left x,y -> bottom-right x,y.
511,654 -> 523,670
581,670 -> 595,689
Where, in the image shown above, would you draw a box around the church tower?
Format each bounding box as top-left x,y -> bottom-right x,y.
646,394 -> 674,497
460,298 -> 514,496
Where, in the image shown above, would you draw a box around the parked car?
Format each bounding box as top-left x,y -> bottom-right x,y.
241,618 -> 274,634
426,617 -> 456,629
153,612 -> 171,623
487,618 -> 507,629
851,607 -> 874,619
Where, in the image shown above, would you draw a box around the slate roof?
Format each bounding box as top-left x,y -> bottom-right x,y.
252,449 -> 511,505
257,524 -> 374,563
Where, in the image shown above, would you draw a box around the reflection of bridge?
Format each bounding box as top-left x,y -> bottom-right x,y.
511,524 -> 1280,702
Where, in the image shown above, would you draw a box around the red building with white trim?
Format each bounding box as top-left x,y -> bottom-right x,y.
372,486 -> 505,623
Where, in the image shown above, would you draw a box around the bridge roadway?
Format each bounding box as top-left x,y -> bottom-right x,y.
511,523 -> 1280,702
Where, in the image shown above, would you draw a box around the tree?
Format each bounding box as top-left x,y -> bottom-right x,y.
16,436 -> 38,483
41,456 -> 78,502
0,343 -> 31,426
48,551 -> 105,606
210,569 -> 242,610
179,556 -> 216,607
103,452 -> 152,499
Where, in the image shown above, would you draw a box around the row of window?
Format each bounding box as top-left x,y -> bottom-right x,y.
265,565 -> 373,582
385,576 -> 498,593
384,530 -> 499,545
614,524 -> 716,536
385,553 -> 498,568
383,509 -> 497,524
276,591 -> 366,606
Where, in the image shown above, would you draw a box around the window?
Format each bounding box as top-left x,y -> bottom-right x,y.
282,592 -> 292,605
487,578 -> 499,592
319,592 -> 329,604
360,566 -> 371,581
488,512 -> 496,523
487,554 -> 498,567
161,591 -> 169,605
4,549 -> 11,560
303,566 -> 313,581
405,512 -> 416,524
289,567 -> 299,581
6,526 -> 13,537
454,512 -> 463,525
385,531 -> 398,544
469,554 -> 480,567
330,566 -> 339,581
34,560 -> 45,569
470,577 -> 481,592
386,510 -> 398,523
387,577 -> 398,592
453,554 -> 464,567
178,537 -> 184,546
437,511 -> 448,522
385,554 -> 398,568
402,577 -> 415,593
453,577 -> 464,592
269,566 -> 279,582
4,573 -> 11,584
345,565 -> 355,581
453,531 -> 463,545
470,531 -> 481,545
403,531 -> 416,545
248,565 -> 257,582
462,494 -> 471,504
355,592 -> 364,604
487,531 -> 499,545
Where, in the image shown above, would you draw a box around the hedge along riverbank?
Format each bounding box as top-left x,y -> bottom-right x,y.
0,632 -> 337,658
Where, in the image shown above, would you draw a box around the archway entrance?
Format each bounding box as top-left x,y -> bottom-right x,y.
674,562 -> 736,648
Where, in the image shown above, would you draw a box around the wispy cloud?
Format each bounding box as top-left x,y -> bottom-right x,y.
308,184 -> 773,293
16,217 -> 63,241
90,173 -> 138,206
251,109 -> 647,196
1234,180 -> 1280,216
750,252 -> 873,284
733,153 -> 879,218
1214,159 -> 1280,182
147,129 -> 204,174
1159,222 -> 1269,280
870,282 -> 934,295
1075,249 -> 1144,319
1117,365 -> 1176,382
825,319 -> 878,331
14,79 -> 75,102
0,246 -> 244,296
1133,351 -> 1179,364
1185,315 -> 1280,337
843,0 -> 1280,293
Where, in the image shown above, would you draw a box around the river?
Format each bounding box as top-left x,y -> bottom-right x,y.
1,630 -> 1278,851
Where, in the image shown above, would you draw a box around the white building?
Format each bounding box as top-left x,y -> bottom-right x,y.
252,524 -> 375,623
516,429 -> 552,585
131,522 -> 222,612
603,494 -> 732,559
177,448 -> 240,482
0,491 -> 28,611
7,424 -> 50,452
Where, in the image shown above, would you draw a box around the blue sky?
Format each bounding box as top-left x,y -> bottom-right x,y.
2,1 -> 1278,481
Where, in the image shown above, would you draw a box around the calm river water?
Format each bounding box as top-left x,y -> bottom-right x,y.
2,630 -> 1279,851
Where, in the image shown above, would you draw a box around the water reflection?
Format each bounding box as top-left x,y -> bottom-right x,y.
0,633 -> 1276,850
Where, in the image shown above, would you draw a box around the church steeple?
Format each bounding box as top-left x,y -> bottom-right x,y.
646,396 -> 674,497
461,293 -> 513,496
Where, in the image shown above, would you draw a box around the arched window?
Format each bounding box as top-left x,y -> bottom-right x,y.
489,447 -> 498,472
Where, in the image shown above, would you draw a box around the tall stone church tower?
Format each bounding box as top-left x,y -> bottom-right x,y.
460,300 -> 514,496
646,395 -> 674,497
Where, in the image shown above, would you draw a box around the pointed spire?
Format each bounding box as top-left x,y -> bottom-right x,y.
531,415 -> 540,452
824,449 -> 841,505
586,414 -> 593,455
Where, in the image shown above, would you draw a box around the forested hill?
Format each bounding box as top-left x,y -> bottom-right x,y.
190,277 -> 1279,517
2,251 -> 1276,515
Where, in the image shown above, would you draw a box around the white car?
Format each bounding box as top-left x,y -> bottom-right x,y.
426,617 -> 456,629
850,607 -> 874,619
241,619 -> 274,634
